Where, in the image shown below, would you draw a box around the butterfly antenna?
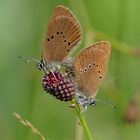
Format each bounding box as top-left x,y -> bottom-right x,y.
18,56 -> 40,63
96,98 -> 116,109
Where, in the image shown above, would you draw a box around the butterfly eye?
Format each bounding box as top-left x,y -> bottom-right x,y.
37,62 -> 44,70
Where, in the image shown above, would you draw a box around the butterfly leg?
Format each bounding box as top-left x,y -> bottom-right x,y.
76,93 -> 96,110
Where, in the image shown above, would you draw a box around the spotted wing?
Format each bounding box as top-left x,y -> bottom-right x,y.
73,41 -> 111,98
42,5 -> 81,63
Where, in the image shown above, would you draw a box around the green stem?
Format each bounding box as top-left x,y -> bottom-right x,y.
71,99 -> 93,140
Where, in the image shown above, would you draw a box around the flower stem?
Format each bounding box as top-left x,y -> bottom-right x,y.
71,99 -> 93,140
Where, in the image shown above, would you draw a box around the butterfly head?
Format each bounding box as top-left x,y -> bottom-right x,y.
37,60 -> 45,71
37,59 -> 61,74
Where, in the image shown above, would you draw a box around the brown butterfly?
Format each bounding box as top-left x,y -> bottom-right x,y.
73,41 -> 111,108
41,5 -> 81,65
39,5 -> 82,101
20,5 -> 111,106
40,6 -> 111,106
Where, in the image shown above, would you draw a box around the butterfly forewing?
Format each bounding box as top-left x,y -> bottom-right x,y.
51,5 -> 78,22
74,41 -> 111,98
42,6 -> 81,63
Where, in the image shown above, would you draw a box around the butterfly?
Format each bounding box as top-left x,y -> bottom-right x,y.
20,5 -> 111,108
39,5 -> 82,101
73,41 -> 111,108
39,5 -> 81,70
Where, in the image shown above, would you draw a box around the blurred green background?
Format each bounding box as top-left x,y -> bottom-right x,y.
0,0 -> 140,140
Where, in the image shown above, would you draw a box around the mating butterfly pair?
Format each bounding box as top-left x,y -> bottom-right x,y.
33,5 -> 111,109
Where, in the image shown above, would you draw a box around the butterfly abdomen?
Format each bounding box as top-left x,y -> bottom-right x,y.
42,71 -> 75,101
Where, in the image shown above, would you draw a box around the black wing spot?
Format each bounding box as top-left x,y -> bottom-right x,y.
98,70 -> 100,73
77,76 -> 80,80
67,49 -> 70,52
68,42 -> 71,46
84,67 -> 87,72
57,32 -> 59,34
47,38 -> 50,41
80,69 -> 83,73
61,32 -> 63,34
51,35 -> 54,39
88,64 -> 92,68
96,64 -> 98,67
64,40 -> 67,42
93,62 -> 96,66
99,75 -> 102,79
63,35 -> 65,38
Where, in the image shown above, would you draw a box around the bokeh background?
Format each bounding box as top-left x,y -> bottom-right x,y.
0,0 -> 140,140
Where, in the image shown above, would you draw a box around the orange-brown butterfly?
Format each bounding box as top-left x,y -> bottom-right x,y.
19,5 -> 111,109
72,41 -> 111,109
41,5 -> 81,65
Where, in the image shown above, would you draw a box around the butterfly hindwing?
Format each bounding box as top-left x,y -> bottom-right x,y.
73,41 -> 111,98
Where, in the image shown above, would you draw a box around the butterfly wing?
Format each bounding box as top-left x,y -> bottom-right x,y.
51,5 -> 78,22
42,5 -> 81,63
73,41 -> 111,98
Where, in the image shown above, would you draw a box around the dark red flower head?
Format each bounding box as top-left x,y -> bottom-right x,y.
42,71 -> 75,101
